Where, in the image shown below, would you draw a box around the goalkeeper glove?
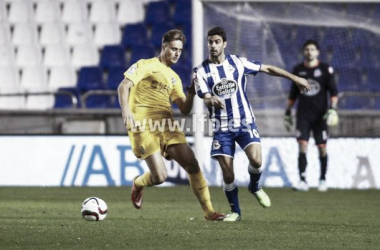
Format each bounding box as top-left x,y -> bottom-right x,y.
284,109 -> 293,132
324,108 -> 339,126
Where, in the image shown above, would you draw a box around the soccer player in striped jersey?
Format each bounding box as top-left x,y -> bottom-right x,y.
194,27 -> 310,221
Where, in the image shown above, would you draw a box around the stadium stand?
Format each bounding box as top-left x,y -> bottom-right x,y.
0,0 -> 378,111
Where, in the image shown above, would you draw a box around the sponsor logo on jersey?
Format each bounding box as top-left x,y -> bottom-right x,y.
303,78 -> 321,96
212,78 -> 238,99
127,65 -> 137,75
314,69 -> 322,78
212,140 -> 221,150
171,77 -> 176,85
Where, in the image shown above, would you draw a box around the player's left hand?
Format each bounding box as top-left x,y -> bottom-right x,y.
295,77 -> 310,94
186,77 -> 196,96
324,109 -> 339,126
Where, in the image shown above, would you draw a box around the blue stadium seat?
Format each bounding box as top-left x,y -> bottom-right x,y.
121,23 -> 148,48
260,3 -> 289,18
173,1 -> 191,26
54,87 -> 81,108
172,64 -> 191,86
85,95 -> 112,109
372,4 -> 380,21
323,27 -> 351,48
360,48 -> 380,68
347,3 -> 373,18
130,45 -> 156,65
77,67 -> 105,91
331,46 -> 357,68
336,68 -> 362,91
181,24 -> 192,50
352,29 -> 380,47
99,45 -> 127,70
151,22 -> 176,47
107,67 -> 126,90
145,1 -> 171,25
374,97 -> 380,109
367,68 -> 380,91
340,96 -> 373,109
295,26 -> 320,46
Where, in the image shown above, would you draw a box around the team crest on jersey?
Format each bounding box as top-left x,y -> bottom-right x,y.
127,64 -> 137,75
212,78 -> 238,99
303,78 -> 321,96
212,140 -> 221,150
314,69 -> 322,78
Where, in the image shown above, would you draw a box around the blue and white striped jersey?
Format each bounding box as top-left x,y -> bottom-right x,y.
194,54 -> 261,131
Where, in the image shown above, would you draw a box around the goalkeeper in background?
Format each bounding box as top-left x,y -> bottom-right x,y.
284,40 -> 339,192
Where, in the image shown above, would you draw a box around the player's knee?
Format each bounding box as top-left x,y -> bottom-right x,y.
298,141 -> 308,153
318,145 -> 327,157
249,157 -> 262,168
223,172 -> 235,184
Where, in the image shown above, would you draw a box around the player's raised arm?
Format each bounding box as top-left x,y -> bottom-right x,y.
117,78 -> 135,128
260,64 -> 311,93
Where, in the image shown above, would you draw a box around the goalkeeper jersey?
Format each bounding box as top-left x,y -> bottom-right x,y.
289,61 -> 338,119
124,57 -> 185,123
194,54 -> 261,131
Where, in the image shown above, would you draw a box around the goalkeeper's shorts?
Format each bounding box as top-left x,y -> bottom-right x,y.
128,127 -> 187,160
296,117 -> 328,145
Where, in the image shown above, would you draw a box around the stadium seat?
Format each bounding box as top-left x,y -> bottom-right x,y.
374,97 -> 380,110
12,23 -> 39,46
0,23 -> 11,45
145,1 -> 171,25
339,96 -> 373,109
0,0 -> 7,22
323,27 -> 351,48
360,48 -> 380,68
0,43 -> 15,67
331,46 -> 357,68
121,23 -> 148,48
43,45 -> 71,68
173,1 -> 191,26
295,26 -> 320,46
20,66 -> 48,92
130,45 -> 156,65
94,22 -> 122,48
151,22 -> 176,47
0,66 -> 20,90
367,68 -> 380,91
171,64 -> 191,84
336,68 -> 362,91
40,22 -> 66,46
99,45 -> 127,70
260,2 -> 290,18
8,0 -> 34,23
66,23 -> 93,46
16,45 -> 43,68
117,0 -> 144,25
53,87 -> 81,108
25,95 -> 55,110
71,44 -> 100,69
77,66 -> 105,91
85,94 -> 112,109
352,29 -> 380,47
62,0 -> 88,24
35,0 -> 61,24
107,66 -> 126,90
89,0 -> 116,23
346,3 -> 373,19
49,66 -> 77,90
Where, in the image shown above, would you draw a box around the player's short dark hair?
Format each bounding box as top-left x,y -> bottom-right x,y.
303,39 -> 320,50
207,27 -> 227,42
162,29 -> 186,45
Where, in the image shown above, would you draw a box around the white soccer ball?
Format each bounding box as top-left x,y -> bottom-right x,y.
81,197 -> 108,221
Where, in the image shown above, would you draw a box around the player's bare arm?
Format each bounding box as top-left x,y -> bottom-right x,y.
173,79 -> 196,115
203,93 -> 225,109
117,78 -> 135,128
330,96 -> 338,109
260,64 -> 310,93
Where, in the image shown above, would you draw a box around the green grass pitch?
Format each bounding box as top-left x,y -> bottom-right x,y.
0,186 -> 379,250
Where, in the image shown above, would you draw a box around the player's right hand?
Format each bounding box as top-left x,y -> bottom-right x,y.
284,109 -> 293,132
207,96 -> 225,109
122,108 -> 135,129
295,77 -> 311,94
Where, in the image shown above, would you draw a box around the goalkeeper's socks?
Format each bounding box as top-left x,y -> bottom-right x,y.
223,182 -> 241,215
320,155 -> 328,180
248,165 -> 262,192
298,153 -> 307,182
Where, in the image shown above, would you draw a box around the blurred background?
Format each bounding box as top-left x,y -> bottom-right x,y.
0,0 -> 379,188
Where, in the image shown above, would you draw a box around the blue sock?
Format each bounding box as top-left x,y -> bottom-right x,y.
223,182 -> 241,215
248,165 -> 262,192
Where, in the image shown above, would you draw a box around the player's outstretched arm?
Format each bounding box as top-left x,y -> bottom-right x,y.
260,64 -> 310,93
173,79 -> 197,115
117,78 -> 135,128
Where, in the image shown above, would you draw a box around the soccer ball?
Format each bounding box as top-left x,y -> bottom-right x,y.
81,197 -> 108,221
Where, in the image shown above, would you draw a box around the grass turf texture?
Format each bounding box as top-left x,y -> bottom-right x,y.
0,187 -> 379,250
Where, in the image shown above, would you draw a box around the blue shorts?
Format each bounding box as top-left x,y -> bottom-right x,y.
211,123 -> 261,158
